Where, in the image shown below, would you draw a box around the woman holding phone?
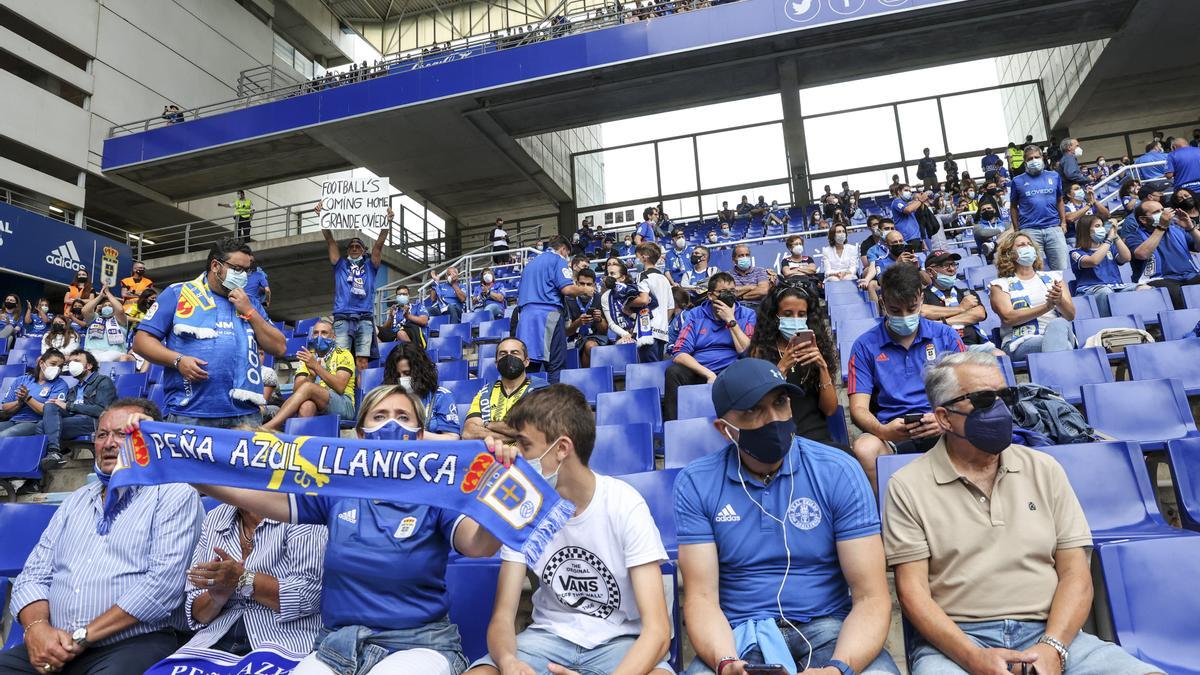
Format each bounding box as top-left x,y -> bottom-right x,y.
989,230 -> 1076,358
748,284 -> 839,444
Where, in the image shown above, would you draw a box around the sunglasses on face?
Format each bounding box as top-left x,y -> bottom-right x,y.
939,387 -> 1017,410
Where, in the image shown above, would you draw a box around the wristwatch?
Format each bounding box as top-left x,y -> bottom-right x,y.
72,627 -> 89,649
725,319 -> 737,329
172,354 -> 184,370
1036,634 -> 1068,670
236,569 -> 256,598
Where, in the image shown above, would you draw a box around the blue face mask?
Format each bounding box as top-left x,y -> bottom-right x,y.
778,316 -> 808,340
1072,189 -> 1086,201
1015,246 -> 1038,267
935,273 -> 957,289
361,418 -> 421,442
93,461 -> 112,485
1025,158 -> 1044,174
736,257 -> 752,270
99,306 -> 114,318
723,417 -> 795,465
396,294 -> 409,305
308,336 -> 334,354
944,399 -> 1014,454
886,312 -> 921,336
1091,228 -> 1108,244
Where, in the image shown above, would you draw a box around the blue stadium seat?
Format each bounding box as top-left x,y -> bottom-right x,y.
435,359 -> 469,382
459,310 -> 490,326
664,417 -> 727,469
1072,315 -> 1144,344
147,384 -> 166,412
115,372 -> 149,398
477,319 -> 510,342
5,349 -> 35,366
446,561 -> 501,663
284,414 -> 340,438
202,496 -> 222,512
378,340 -> 401,364
10,337 -> 38,351
425,336 -> 463,361
826,405 -> 850,447
1081,379 -> 1197,447
455,402 -> 471,425
1096,536 -> 1200,674
270,320 -> 290,339
427,314 -> 450,335
441,379 -> 482,405
564,349 -> 580,370
438,322 -> 473,345
0,503 -> 57,576
293,317 -> 321,338
996,354 -> 1017,388
1107,286 -> 1172,324
825,291 -> 867,307
590,343 -> 638,377
1026,347 -> 1112,404
1126,339 -> 1200,394
624,361 -> 672,399
3,579 -> 24,649
98,361 -> 136,380
590,422 -> 654,475
965,264 -> 998,289
477,359 -> 498,383
284,336 -> 308,356
146,363 -> 165,385
0,435 -> 46,480
1042,441 -> 1180,542
359,367 -> 385,393
597,388 -> 662,436
0,363 -> 27,379
1070,293 -> 1098,320
1167,438 -> 1200,532
676,383 -> 715,420
1159,309 -> 1200,341
560,366 -> 614,406
618,469 -> 681,558
1184,284 -> 1200,310
829,302 -> 877,325
476,343 -> 497,365
876,454 -> 919,509
835,317 -> 878,342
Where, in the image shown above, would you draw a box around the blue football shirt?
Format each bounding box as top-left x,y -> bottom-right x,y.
847,318 -> 965,423
517,250 -> 573,308
890,197 -> 921,242
333,257 -> 379,315
2,374 -> 68,422
1010,171 -> 1063,230
1167,145 -> 1200,192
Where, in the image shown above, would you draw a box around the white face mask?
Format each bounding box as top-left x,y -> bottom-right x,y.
791,244 -> 804,256
1074,146 -> 1083,156
674,238 -> 686,250
527,437 -> 565,489
67,361 -> 85,377
42,365 -> 60,381
834,232 -> 847,245
398,375 -> 413,391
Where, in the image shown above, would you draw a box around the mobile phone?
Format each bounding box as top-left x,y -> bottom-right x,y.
903,413 -> 924,425
744,666 -> 789,675
788,329 -> 815,349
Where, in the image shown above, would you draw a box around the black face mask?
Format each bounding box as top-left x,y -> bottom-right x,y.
496,354 -> 526,380
3,300 -> 15,309
690,254 -> 704,265
726,418 -> 795,464
714,291 -> 737,308
1179,198 -> 1196,210
889,244 -> 906,257
986,187 -> 998,195
979,210 -> 996,221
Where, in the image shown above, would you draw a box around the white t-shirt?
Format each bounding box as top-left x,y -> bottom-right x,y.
990,270 -> 1063,348
637,269 -> 674,344
821,245 -> 860,277
500,474 -> 667,649
492,227 -> 509,249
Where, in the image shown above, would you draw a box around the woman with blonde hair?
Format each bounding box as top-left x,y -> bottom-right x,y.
989,230 -> 1076,358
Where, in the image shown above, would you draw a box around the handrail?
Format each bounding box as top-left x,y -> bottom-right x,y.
1090,160 -> 1167,212
108,0 -> 714,138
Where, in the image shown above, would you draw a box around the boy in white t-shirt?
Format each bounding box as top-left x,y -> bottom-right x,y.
628,242 -> 675,363
467,384 -> 674,675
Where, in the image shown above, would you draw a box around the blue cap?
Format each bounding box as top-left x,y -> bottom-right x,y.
711,358 -> 804,417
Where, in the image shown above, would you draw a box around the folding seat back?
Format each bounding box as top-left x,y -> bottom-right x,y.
664,417 -> 727,469
284,414 -> 340,438
676,383 -> 715,420
597,388 -> 662,435
1026,346 -> 1112,404
559,366 -> 614,406
590,423 -> 654,475
1081,379 -> 1197,446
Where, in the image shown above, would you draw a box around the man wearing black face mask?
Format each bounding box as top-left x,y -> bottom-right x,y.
884,352 -> 1157,675
972,205 -> 1005,263
462,337 -> 545,441
675,358 -> 899,675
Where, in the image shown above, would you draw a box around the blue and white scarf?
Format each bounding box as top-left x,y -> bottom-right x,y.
168,275 -> 264,407
144,646 -> 304,675
112,422 -> 574,566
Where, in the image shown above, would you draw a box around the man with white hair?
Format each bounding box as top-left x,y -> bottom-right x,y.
883,352 -> 1161,675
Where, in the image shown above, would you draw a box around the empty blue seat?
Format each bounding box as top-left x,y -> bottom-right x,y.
590,343 -> 638,376
1072,315 -> 1144,344
476,343 -> 497,365
378,340 -> 401,364
114,372 -> 149,398
446,561 -> 500,663
597,387 -> 662,435
829,302 -> 877,325
0,503 -> 57,576
146,363 -> 165,385
965,264 -> 998,289
826,405 -> 850,447
876,454 -> 920,508
293,317 -> 321,338
442,379 -> 482,405
1026,346 -> 1112,404
0,435 -> 47,480
1070,293 -> 1098,320
1159,309 -> 1200,340
99,361 -> 136,379
1127,339 -> 1200,394
459,310 -> 490,326
618,469 -> 681,558
147,384 -> 166,411
10,337 -> 38,351
676,383 -> 715,420
624,361 -> 672,399
1096,536 -> 1200,673
559,366 -> 614,406
835,317 -> 879,343
477,319 -> 510,341
435,359 -> 469,383
359,367 -> 385,393
1081,379 -> 1197,447
1107,286 -> 1172,324
1167,438 -> 1200,532
664,417 -> 727,469
1042,441 -> 1180,542
996,354 -> 1017,388
426,336 -> 463,361
437,323 -> 473,346
284,414 -> 340,438
427,314 -> 450,335
0,363 -> 27,379
284,336 -> 308,356
590,422 -> 654,475
1183,284 -> 1200,310
2,349 -> 31,367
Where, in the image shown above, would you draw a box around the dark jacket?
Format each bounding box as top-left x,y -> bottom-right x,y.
66,372 -> 117,418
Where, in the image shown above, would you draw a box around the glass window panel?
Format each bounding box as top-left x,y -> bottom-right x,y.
897,99 -> 944,161
601,94 -> 782,146
657,138 -> 697,196
799,58 -> 1000,116
696,124 -> 786,190
940,89 -> 1011,155
576,144 -> 657,208
804,108 -> 900,174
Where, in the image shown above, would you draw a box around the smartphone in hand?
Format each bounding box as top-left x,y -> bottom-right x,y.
744,666 -> 789,675
903,413 -> 924,425
788,330 -> 815,349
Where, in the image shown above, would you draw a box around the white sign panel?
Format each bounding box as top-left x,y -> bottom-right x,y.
319,177 -> 390,229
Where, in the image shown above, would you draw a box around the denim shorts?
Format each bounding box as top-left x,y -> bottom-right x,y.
166,412 -> 262,429
685,616 -> 900,674
334,316 -> 375,357
470,627 -> 673,675
325,390 -> 356,419
909,620 -> 1156,674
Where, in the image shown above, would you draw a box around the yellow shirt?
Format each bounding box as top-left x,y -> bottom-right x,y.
466,377 -> 537,424
296,346 -> 356,406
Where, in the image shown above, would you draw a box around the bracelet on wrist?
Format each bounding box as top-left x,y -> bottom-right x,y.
716,658 -> 740,675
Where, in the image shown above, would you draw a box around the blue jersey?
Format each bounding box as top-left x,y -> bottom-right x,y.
421,387 -> 462,435
333,257 -> 379,316
291,496 -> 461,630
1137,150 -> 1168,181
890,197 -> 921,241
664,245 -> 691,282
672,302 -> 757,373
517,250 -> 572,309
1069,247 -> 1123,289
1121,221 -> 1200,282
847,318 -> 965,424
1010,171 -> 1063,230
24,312 -> 51,338
1167,145 -> 1200,192
674,440 -> 879,626
636,221 -> 656,243
2,374 -> 68,422
244,269 -> 269,305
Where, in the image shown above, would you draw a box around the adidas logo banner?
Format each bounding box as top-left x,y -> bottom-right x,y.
46,240 -> 84,271
0,201 -> 133,287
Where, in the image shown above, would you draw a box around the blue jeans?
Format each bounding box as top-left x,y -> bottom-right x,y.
35,403 -> 96,449
909,620 -> 1157,674
324,390 -> 356,419
0,420 -> 38,438
429,303 -> 464,325
480,302 -> 505,320
1021,227 -> 1070,271
685,617 -> 900,674
470,627 -> 673,674
167,412 -> 262,429
1006,318 -> 1074,359
1078,282 -> 1142,317
333,315 -> 375,358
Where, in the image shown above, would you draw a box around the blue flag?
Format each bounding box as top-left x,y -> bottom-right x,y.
112,422 -> 574,565
144,646 -> 302,674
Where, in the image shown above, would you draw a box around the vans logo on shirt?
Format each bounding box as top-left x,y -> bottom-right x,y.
715,504 -> 741,522
337,509 -> 357,525
542,545 -> 620,619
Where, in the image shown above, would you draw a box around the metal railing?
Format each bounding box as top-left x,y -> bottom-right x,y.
108,0 -> 717,138
1089,160 -> 1167,213
237,64 -> 304,98
0,187 -> 75,225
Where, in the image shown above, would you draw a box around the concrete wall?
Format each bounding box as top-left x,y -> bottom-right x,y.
995,39 -> 1108,141
516,124 -> 605,209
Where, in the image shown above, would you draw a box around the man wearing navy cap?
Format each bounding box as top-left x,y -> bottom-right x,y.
674,358 -> 899,675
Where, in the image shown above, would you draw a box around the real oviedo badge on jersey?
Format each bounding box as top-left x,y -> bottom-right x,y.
393,516 -> 418,539
925,343 -> 937,361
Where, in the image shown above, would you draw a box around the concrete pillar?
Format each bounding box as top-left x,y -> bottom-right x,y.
777,58 -> 812,208
557,202 -> 577,240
